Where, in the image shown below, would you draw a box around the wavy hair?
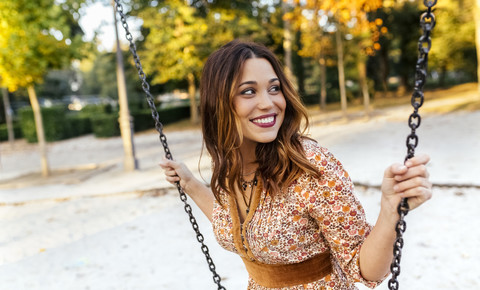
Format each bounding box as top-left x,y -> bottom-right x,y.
200,39 -> 320,203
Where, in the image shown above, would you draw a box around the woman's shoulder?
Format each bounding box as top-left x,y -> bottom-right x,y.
300,137 -> 332,161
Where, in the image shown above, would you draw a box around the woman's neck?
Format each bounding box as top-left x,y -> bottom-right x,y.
239,140 -> 258,175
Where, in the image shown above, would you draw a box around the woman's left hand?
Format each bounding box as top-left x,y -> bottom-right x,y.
381,154 -> 432,215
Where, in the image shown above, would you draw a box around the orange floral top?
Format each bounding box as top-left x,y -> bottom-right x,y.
212,139 -> 384,289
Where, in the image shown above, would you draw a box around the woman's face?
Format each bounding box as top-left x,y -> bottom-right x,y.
233,57 -> 286,150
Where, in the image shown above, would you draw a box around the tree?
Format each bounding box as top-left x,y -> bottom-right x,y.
287,0 -> 382,116
287,1 -> 334,110
476,0 -> 480,94
429,0 -> 477,87
282,1 -> 296,86
138,0 -> 264,123
0,0 -> 85,176
138,0 -> 210,124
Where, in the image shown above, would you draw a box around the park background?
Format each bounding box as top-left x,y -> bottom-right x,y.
1,0 -> 480,289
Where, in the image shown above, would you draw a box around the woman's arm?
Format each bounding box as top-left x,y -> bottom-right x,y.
159,158 -> 215,222
359,154 -> 432,281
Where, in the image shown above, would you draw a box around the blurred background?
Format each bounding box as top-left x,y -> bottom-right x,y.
0,1 -> 478,175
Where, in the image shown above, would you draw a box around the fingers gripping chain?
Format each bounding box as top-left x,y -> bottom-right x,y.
113,1 -> 226,289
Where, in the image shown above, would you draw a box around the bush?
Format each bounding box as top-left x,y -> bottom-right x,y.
90,113 -> 120,138
19,106 -> 71,143
0,123 -> 22,141
131,109 -> 157,132
131,105 -> 191,132
157,105 -> 191,125
80,103 -> 115,115
67,114 -> 92,137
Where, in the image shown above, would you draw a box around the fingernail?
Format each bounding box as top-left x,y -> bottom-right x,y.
405,161 -> 412,167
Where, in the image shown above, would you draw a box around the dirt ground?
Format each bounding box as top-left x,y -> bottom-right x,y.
0,85 -> 479,289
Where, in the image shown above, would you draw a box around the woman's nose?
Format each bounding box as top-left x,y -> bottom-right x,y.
257,91 -> 274,109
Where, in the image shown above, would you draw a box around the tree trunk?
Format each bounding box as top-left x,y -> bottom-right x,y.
2,88 -> 14,147
319,56 -> 327,111
357,60 -> 370,118
27,85 -> 49,177
335,27 -> 348,118
187,73 -> 198,124
294,30 -> 306,96
282,1 -> 296,87
475,0 -> 480,96
114,3 -> 138,171
439,64 -> 447,88
379,41 -> 389,96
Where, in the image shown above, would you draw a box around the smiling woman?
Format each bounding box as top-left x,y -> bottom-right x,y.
159,40 -> 433,289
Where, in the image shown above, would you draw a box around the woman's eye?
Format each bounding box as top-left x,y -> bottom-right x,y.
269,85 -> 280,93
241,88 -> 255,95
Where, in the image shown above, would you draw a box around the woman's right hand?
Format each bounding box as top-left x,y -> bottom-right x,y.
159,158 -> 195,192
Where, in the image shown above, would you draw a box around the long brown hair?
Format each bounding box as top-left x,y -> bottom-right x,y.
200,39 -> 320,203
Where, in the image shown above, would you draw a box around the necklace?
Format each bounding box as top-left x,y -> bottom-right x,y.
241,174 -> 257,214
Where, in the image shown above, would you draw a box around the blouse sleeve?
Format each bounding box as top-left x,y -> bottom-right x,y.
304,143 -> 385,288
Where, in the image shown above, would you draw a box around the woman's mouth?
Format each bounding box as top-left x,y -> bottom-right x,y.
251,114 -> 276,128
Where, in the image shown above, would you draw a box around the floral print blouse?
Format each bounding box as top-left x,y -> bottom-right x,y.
212,139 -> 384,289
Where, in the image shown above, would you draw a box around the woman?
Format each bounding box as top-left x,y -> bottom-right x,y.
159,40 -> 432,289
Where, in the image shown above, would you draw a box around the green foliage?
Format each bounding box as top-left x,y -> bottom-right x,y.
0,123 -> 22,141
66,114 -> 92,137
158,105 -> 191,125
0,0 -> 86,91
131,105 -> 191,132
80,103 -> 115,115
79,50 -> 146,100
429,0 -> 477,85
90,113 -> 120,138
138,0 -> 266,85
19,106 -> 71,143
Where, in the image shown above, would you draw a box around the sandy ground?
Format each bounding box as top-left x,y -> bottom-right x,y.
0,92 -> 479,290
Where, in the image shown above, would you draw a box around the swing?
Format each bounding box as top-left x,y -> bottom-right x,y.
112,1 -> 437,289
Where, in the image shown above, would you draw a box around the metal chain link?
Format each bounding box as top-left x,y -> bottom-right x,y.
113,1 -> 226,289
388,1 -> 436,289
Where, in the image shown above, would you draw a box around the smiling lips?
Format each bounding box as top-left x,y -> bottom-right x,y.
251,114 -> 276,128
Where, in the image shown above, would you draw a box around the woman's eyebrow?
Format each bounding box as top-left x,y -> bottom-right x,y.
238,78 -> 279,87
238,80 -> 257,87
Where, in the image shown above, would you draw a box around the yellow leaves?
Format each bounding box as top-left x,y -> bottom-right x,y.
340,9 -> 351,22
0,0 -> 82,91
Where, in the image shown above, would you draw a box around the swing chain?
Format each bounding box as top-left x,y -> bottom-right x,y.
388,2 -> 436,289
113,1 -> 226,289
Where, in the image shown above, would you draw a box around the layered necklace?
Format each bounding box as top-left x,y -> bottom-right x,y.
241,171 -> 257,215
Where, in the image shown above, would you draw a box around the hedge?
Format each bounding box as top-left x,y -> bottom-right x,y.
157,105 -> 191,125
0,123 -> 22,141
90,113 -> 120,138
67,114 -> 92,137
131,105 -> 191,132
15,104 -> 191,142
19,106 -> 71,143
